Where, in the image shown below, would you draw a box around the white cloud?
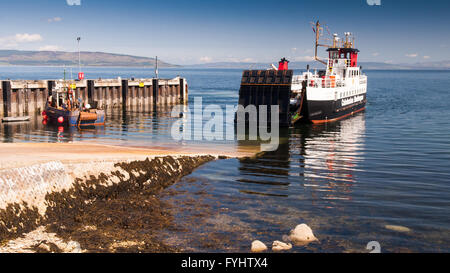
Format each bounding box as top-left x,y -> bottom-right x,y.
14,33 -> 43,43
423,56 -> 430,59
405,53 -> 418,58
199,56 -> 212,63
293,55 -> 315,62
39,45 -> 61,51
0,33 -> 43,48
372,52 -> 380,57
241,58 -> 254,63
48,17 -> 62,23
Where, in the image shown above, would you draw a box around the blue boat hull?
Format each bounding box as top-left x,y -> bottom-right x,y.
44,105 -> 105,127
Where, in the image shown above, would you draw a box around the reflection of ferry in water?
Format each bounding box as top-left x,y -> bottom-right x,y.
237,112 -> 366,205
301,114 -> 366,183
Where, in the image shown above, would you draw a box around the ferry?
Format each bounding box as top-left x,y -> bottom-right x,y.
290,21 -> 367,124
237,21 -> 367,127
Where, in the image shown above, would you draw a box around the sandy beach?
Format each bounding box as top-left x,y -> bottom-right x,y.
0,142 -> 260,170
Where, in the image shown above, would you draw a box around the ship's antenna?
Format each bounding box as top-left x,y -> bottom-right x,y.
155,56 -> 159,79
314,21 -> 327,65
77,37 -> 81,74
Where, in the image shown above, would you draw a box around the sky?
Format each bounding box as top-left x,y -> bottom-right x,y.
0,0 -> 449,65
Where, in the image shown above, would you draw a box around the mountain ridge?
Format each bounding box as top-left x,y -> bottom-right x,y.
0,50 -> 176,67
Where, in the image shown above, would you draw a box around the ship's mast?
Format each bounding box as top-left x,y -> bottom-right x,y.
314,21 -> 328,65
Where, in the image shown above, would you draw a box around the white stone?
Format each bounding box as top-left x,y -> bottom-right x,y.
272,241 -> 292,252
65,241 -> 82,253
251,240 -> 268,253
385,225 -> 411,233
289,224 -> 318,244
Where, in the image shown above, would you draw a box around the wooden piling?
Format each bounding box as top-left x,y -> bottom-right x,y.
24,87 -> 31,114
131,86 -> 137,108
152,79 -> 159,105
180,78 -> 186,104
87,80 -> 94,106
106,86 -> 112,108
121,79 -> 129,110
36,88 -> 44,113
0,84 -> 3,117
2,81 -> 11,117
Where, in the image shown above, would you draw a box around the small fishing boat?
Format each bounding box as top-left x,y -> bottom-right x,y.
43,80 -> 105,128
2,116 -> 31,123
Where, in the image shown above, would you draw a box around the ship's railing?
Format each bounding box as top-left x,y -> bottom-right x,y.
359,77 -> 367,85
293,76 -> 347,89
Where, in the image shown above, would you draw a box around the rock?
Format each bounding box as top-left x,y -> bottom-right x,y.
251,240 -> 268,253
272,241 -> 292,252
385,225 -> 411,233
289,224 -> 318,245
65,241 -> 82,253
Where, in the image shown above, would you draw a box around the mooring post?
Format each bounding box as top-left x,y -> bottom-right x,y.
2,81 -> 12,117
115,85 -> 121,108
24,86 -> 31,114
143,85 -> 149,110
152,79 -> 159,105
107,86 -> 112,108
87,80 -> 95,106
0,84 -> 3,117
148,82 -> 153,107
18,86 -> 24,115
138,85 -> 143,110
121,79 -> 128,110
101,86 -> 107,109
36,88 -> 42,114
169,84 -> 174,105
131,85 -> 137,109
83,84 -> 89,105
111,86 -> 117,108
30,88 -> 37,114
180,78 -> 185,104
160,84 -> 165,105
96,86 -> 102,109
47,80 -> 54,98
176,81 -> 181,104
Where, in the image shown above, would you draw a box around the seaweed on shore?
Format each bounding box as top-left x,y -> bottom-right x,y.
1,155 -> 215,253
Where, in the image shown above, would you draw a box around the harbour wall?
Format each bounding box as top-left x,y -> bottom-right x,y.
0,77 -> 188,117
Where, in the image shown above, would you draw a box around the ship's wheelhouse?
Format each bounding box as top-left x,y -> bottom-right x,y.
326,47 -> 360,77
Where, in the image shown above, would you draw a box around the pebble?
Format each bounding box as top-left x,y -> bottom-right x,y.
272,241 -> 292,252
289,224 -> 318,244
385,225 -> 411,233
251,240 -> 268,253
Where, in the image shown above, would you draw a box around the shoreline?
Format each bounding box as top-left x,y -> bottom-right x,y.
0,142 -> 258,171
0,142 -> 259,253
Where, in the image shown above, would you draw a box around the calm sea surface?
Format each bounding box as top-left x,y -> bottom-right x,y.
1,66 -> 449,252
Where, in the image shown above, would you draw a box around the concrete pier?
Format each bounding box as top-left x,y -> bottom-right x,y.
1,77 -> 188,117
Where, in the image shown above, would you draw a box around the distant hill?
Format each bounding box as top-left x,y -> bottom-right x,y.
0,50 -> 176,67
185,61 -> 450,70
